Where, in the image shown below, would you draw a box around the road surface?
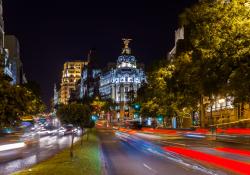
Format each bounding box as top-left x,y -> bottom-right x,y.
98,127 -> 217,175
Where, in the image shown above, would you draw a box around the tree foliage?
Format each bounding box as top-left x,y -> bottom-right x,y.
0,75 -> 46,128
56,103 -> 92,157
56,103 -> 91,128
179,0 -> 250,101
91,97 -> 106,112
136,0 -> 250,128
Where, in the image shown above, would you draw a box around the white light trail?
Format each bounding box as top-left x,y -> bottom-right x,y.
0,142 -> 26,152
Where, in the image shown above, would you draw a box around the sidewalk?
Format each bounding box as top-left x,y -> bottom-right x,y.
13,130 -> 101,175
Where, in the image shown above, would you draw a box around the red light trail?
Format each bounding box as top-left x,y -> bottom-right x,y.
163,146 -> 250,175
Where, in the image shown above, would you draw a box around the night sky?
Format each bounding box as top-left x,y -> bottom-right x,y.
3,0 -> 197,106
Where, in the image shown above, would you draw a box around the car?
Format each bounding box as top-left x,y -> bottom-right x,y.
58,125 -> 74,136
20,132 -> 39,146
58,127 -> 67,136
37,127 -> 50,137
74,127 -> 83,136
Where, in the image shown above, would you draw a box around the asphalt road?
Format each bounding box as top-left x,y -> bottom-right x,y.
0,134 -> 79,175
144,135 -> 250,164
101,126 -> 250,175
98,127 -> 213,175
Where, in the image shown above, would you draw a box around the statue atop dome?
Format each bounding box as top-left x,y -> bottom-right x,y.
122,38 -> 132,55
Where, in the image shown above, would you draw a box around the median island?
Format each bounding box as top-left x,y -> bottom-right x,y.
14,129 -> 101,175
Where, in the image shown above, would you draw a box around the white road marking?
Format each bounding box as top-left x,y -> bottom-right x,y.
143,163 -> 157,174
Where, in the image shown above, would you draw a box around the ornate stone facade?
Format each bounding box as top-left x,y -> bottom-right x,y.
99,39 -> 146,120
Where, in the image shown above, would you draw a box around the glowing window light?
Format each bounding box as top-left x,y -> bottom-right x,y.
218,99 -> 225,104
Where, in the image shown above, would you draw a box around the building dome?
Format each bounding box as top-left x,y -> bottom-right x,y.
117,39 -> 137,68
117,55 -> 136,68
99,38 -> 146,105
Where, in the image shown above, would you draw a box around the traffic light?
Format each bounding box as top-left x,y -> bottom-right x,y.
91,115 -> 98,122
157,114 -> 163,123
134,112 -> 139,119
133,103 -> 141,111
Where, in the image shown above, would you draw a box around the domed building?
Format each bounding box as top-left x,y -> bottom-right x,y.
99,39 -> 147,120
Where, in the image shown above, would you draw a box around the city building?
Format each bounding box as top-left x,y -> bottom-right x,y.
99,39 -> 147,120
60,60 -> 88,104
0,2 -> 26,85
168,26 -> 184,60
56,40 -> 146,121
79,49 -> 101,99
0,0 -> 6,75
205,97 -> 250,128
4,35 -> 25,84
53,84 -> 59,108
0,0 -> 4,53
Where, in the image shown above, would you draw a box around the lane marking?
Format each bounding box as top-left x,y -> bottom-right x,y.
143,163 -> 157,174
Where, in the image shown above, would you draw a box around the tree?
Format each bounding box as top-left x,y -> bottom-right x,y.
23,80 -> 42,98
0,78 -> 21,128
135,61 -> 180,126
0,74 -> 46,128
172,0 -> 250,127
57,103 -> 91,157
91,96 -> 106,116
101,98 -> 116,123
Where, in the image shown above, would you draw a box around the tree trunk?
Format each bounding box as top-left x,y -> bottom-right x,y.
80,127 -> 84,146
200,95 -> 206,128
237,103 -> 241,120
241,102 -> 245,119
86,128 -> 89,141
180,117 -> 183,128
70,133 -> 74,158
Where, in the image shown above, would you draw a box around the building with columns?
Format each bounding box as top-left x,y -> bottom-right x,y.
99,39 -> 146,120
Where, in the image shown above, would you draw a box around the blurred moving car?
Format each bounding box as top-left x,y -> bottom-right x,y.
0,128 -> 28,163
37,127 -> 50,137
20,132 -> 39,146
58,125 -> 73,136
58,125 -> 83,136
58,127 -> 67,136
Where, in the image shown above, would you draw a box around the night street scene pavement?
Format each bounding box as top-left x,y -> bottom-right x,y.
1,0 -> 250,175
